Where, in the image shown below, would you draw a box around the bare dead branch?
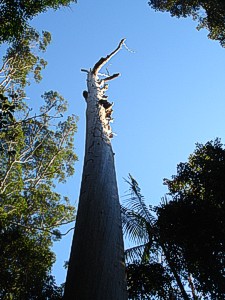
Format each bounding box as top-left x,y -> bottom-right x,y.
92,38 -> 125,75
81,69 -> 89,73
104,73 -> 120,82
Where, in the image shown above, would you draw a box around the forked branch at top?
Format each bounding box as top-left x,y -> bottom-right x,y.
92,38 -> 126,76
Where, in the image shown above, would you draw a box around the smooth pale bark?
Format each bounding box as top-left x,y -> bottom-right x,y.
64,41 -> 127,300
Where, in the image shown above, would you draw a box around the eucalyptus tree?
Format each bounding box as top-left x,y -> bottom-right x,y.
0,29 -> 51,103
0,0 -> 77,99
64,40 -> 127,300
0,89 -> 77,298
0,1 -> 78,295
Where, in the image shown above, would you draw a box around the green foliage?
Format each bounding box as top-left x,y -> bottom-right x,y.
158,139 -> 225,299
0,90 -> 77,296
0,224 -> 63,299
127,262 -> 174,300
148,0 -> 225,47
123,142 -> 225,299
0,0 -> 77,44
0,29 -> 51,95
0,90 -> 77,230
0,0 -> 78,296
0,0 -> 77,97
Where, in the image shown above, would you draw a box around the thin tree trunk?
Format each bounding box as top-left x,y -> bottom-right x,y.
161,244 -> 190,300
64,40 -> 127,300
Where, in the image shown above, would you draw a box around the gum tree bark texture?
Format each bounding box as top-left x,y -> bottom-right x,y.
64,40 -> 128,300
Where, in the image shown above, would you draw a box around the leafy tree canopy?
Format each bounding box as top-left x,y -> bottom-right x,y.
123,148 -> 225,299
0,0 -> 77,98
0,225 -> 63,299
158,138 -> 225,299
0,29 -> 51,95
0,3 -> 78,295
126,262 -> 175,300
0,89 -> 77,297
148,0 -> 225,47
0,0 -> 78,296
0,0 -> 77,44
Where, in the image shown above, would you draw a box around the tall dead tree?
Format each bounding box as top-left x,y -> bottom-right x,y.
64,40 -> 128,300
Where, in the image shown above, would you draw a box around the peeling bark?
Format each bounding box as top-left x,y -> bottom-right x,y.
64,40 -> 127,300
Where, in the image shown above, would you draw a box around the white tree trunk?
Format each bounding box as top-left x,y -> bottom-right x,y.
64,41 -> 127,300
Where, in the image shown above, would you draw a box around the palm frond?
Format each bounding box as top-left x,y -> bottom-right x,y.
121,205 -> 150,244
123,174 -> 156,229
125,244 -> 146,263
125,240 -> 159,265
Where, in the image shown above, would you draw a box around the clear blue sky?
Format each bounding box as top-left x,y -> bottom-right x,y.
28,0 -> 225,284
